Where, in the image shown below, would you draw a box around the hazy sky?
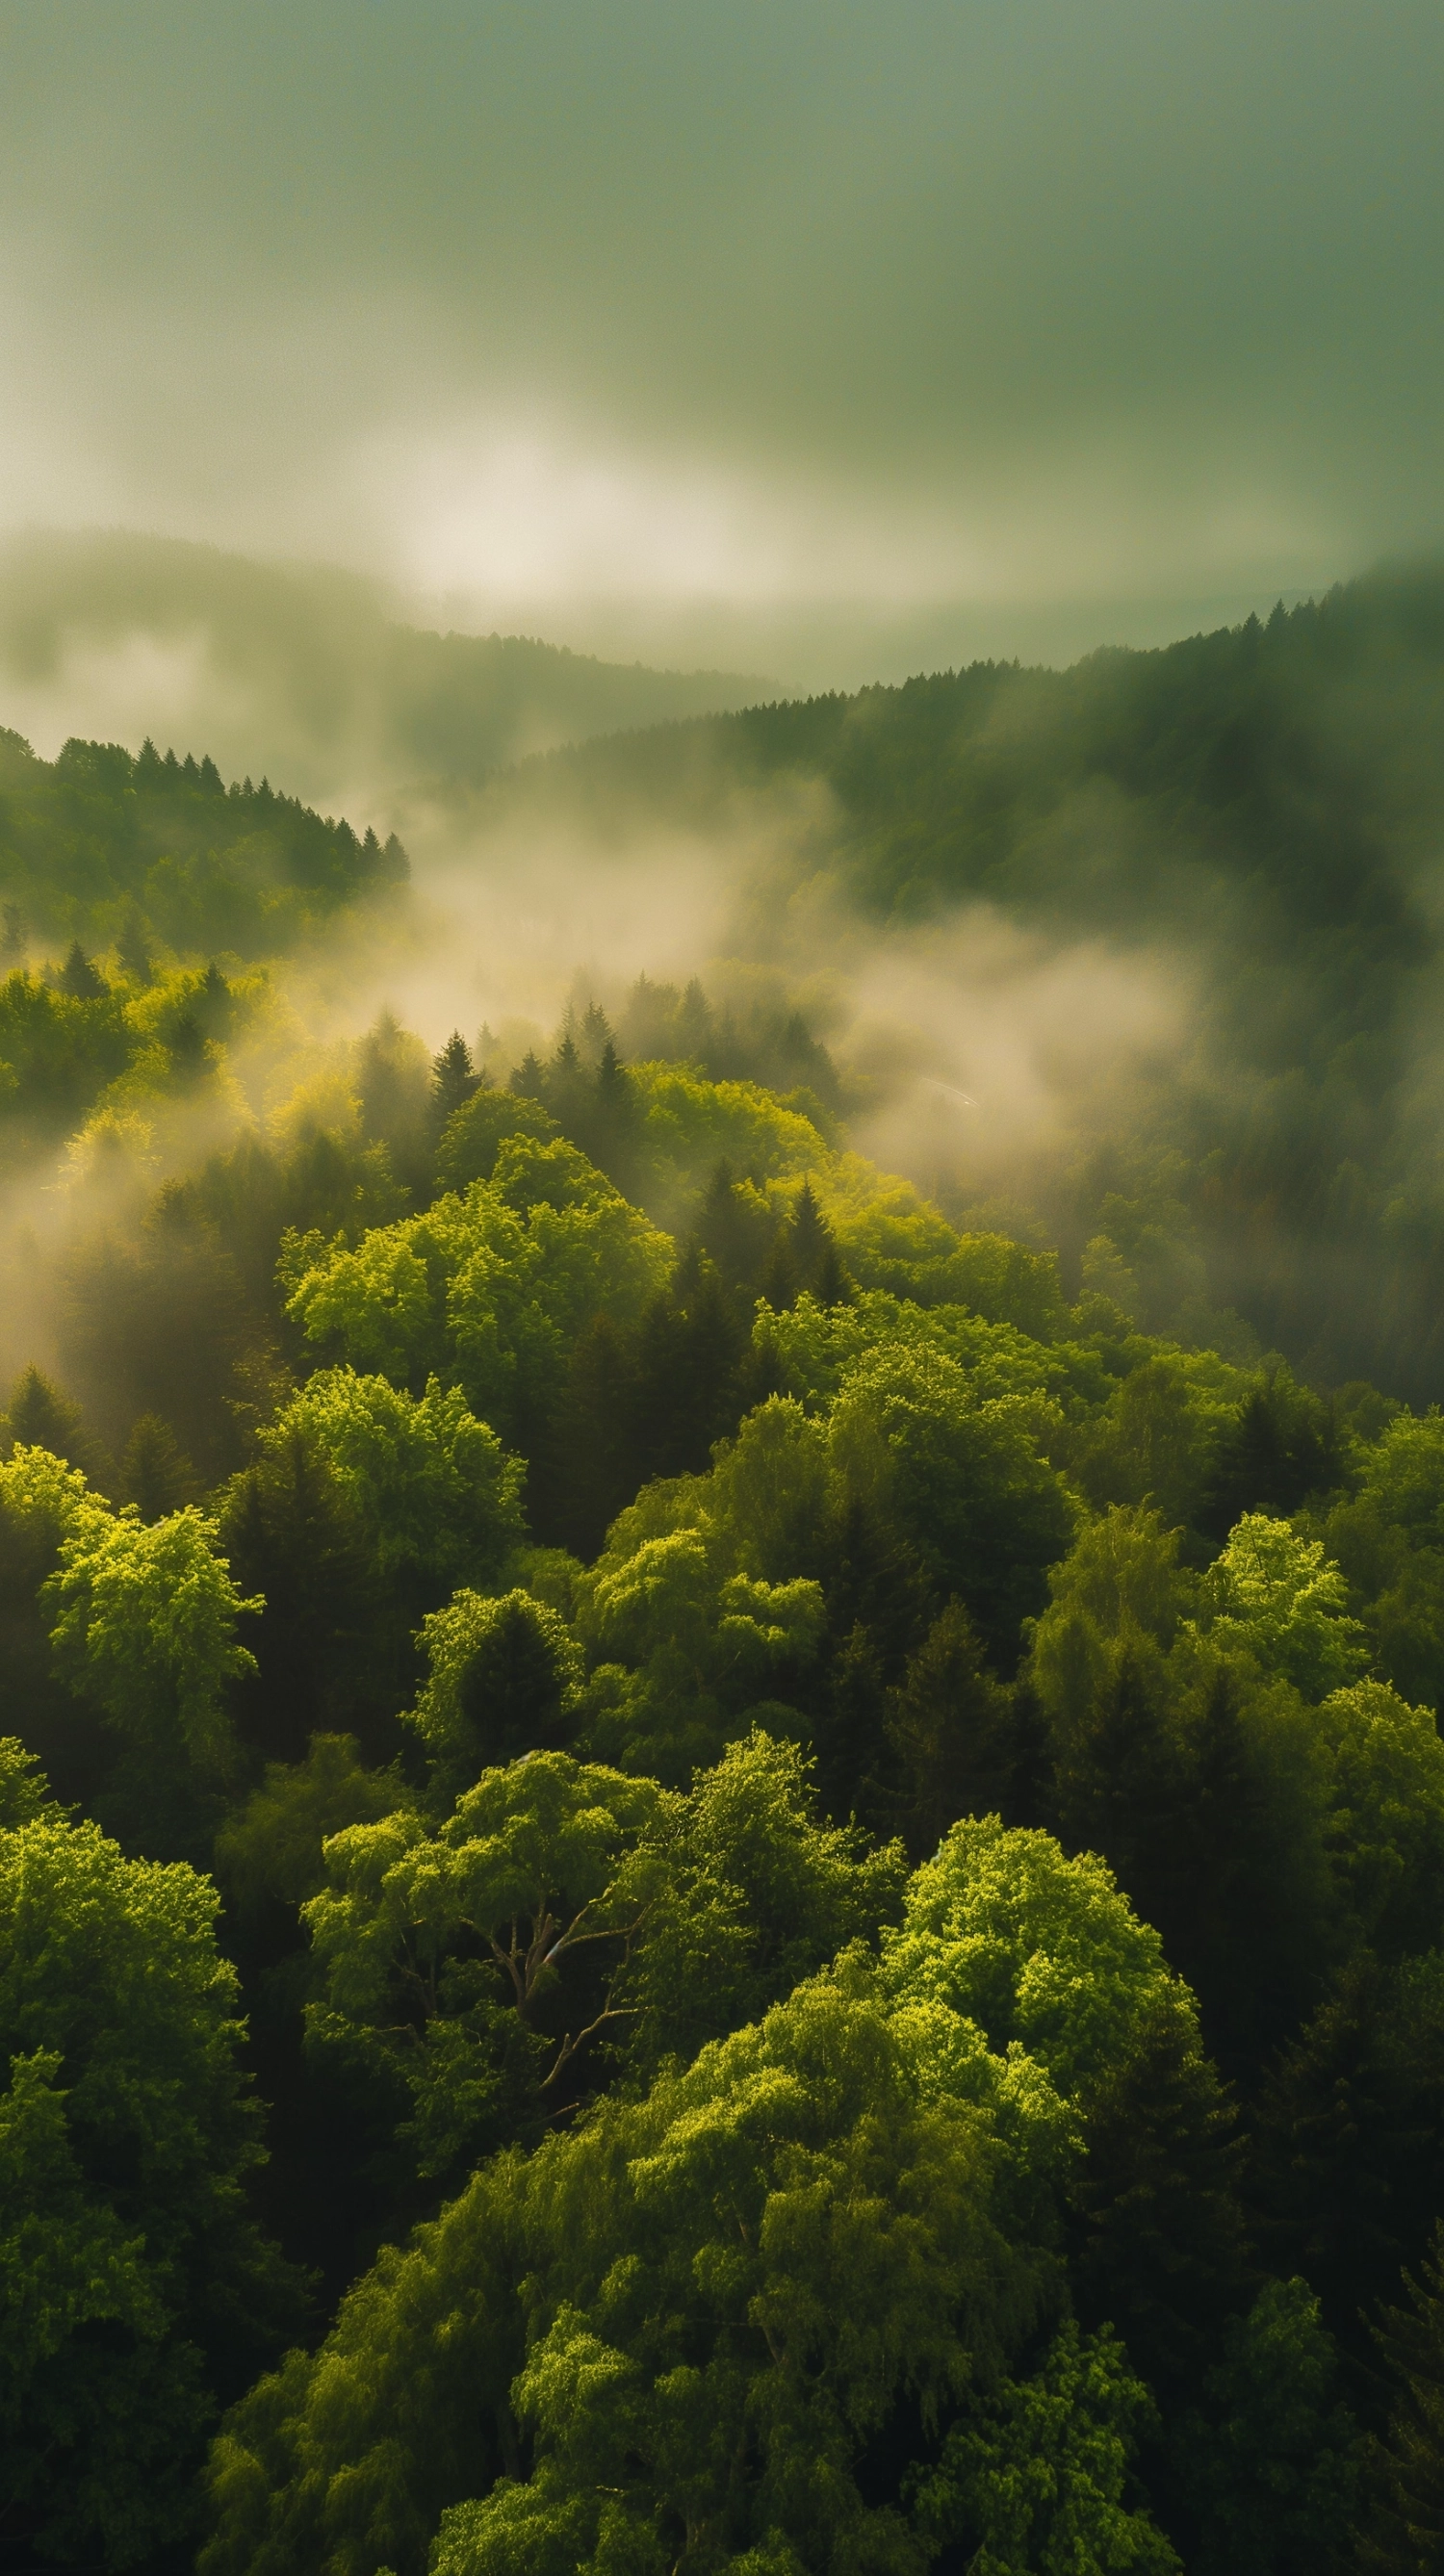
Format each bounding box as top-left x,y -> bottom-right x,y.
1,1 -> 1440,683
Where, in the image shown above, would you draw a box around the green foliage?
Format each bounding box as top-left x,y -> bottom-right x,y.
409,1586 -> 584,1797
44,1497 -> 260,1852
1316,1681 -> 1444,1957
910,2319 -> 1179,2574
259,1366 -> 525,1599
613,1728 -> 907,2079
827,1342 -> 1077,1664
1026,1507 -> 1336,2063
1364,2220 -> 1444,2574
214,1735 -> 409,1920
435,1084 -> 558,1190
285,1150 -> 673,1452
1196,1513 -> 1368,1700
0,726 -> 406,963
303,1752 -> 668,2178
0,1798 -> 301,2570
1175,2279 -> 1360,2576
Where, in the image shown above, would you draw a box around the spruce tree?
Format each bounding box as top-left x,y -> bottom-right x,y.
538,1311 -> 640,1560
5,1366 -> 104,1482
57,938 -> 107,999
118,1413 -> 198,1521
884,1598 -> 1015,1860
431,1029 -> 480,1130
1365,2223 -> 1444,2572
1070,1992 -> 1250,2413
790,1176 -> 832,1286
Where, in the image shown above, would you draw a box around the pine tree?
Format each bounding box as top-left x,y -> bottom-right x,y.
1048,1639 -> 1194,1937
1166,1661 -> 1327,2070
790,1177 -> 831,1285
1365,2223 -> 1444,2572
885,1599 -> 1015,1860
677,975 -> 713,1064
57,940 -> 107,1000
431,1030 -> 481,1130
118,1414 -> 198,1521
695,1158 -> 772,1290
761,1223 -> 800,1311
1250,1955 -> 1444,2384
5,1366 -> 104,1482
817,1620 -> 891,1824
509,1048 -> 546,1101
812,1239 -> 852,1307
591,1040 -> 640,1194
538,1312 -> 640,1560
1070,1993 -> 1250,2413
168,1010 -> 208,1074
217,1423 -> 380,1763
116,904 -> 152,986
1,902 -> 24,961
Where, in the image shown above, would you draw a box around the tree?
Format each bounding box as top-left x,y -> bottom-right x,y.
44,1501 -> 260,1857
613,1728 -> 906,2080
827,1344 -> 1077,1669
434,1084 -> 557,1191
884,1598 -> 1015,1861
409,1587 -> 584,1799
117,1412 -> 198,1520
1364,2221 -> 1444,2573
0,1444 -> 104,1802
303,1752 -> 669,2180
261,1366 -> 526,1615
216,1418 -> 382,1762
0,1785 -> 303,2571
4,1364 -> 106,1484
1176,2279 -> 1359,2576
1196,1514 -> 1368,1700
1067,1992 -> 1250,2413
56,938 -> 108,1000
431,1030 -> 482,1132
1249,1953 -> 1444,2382
910,2320 -> 1180,2575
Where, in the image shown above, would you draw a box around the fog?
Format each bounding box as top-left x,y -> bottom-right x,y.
1,3 -> 1439,683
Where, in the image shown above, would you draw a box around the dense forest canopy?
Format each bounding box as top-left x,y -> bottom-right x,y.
478,566 -> 1444,1404
10,578 -> 1444,2574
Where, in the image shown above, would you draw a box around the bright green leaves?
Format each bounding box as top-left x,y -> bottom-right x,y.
910,2319 -> 1179,2575
613,1728 -> 906,2081
0,1805 -> 300,2570
262,1366 -> 524,1595
284,1155 -> 673,1450
46,1501 -> 259,1766
1197,1513 -> 1368,1700
881,1816 -> 1177,2106
303,1752 -> 670,2177
828,1344 -> 1076,1664
430,1969 -> 1027,2576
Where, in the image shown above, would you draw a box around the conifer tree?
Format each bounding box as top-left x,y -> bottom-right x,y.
885,1598 -> 1015,1859
57,938 -> 107,999
1365,2224 -> 1444,2572
118,1413 -> 198,1521
430,1029 -> 481,1131
760,1221 -> 800,1311
4,1365 -> 105,1483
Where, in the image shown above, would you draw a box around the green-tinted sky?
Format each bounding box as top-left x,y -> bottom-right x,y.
1,0 -> 1439,683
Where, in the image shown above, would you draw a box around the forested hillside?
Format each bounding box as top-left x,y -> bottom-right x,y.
0,530 -> 770,804
9,600 -> 1444,2575
490,565 -> 1444,1404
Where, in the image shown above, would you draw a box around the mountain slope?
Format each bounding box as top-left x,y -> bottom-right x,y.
0,528 -> 772,804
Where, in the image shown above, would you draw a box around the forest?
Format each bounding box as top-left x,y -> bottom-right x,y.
10,571 -> 1444,2576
